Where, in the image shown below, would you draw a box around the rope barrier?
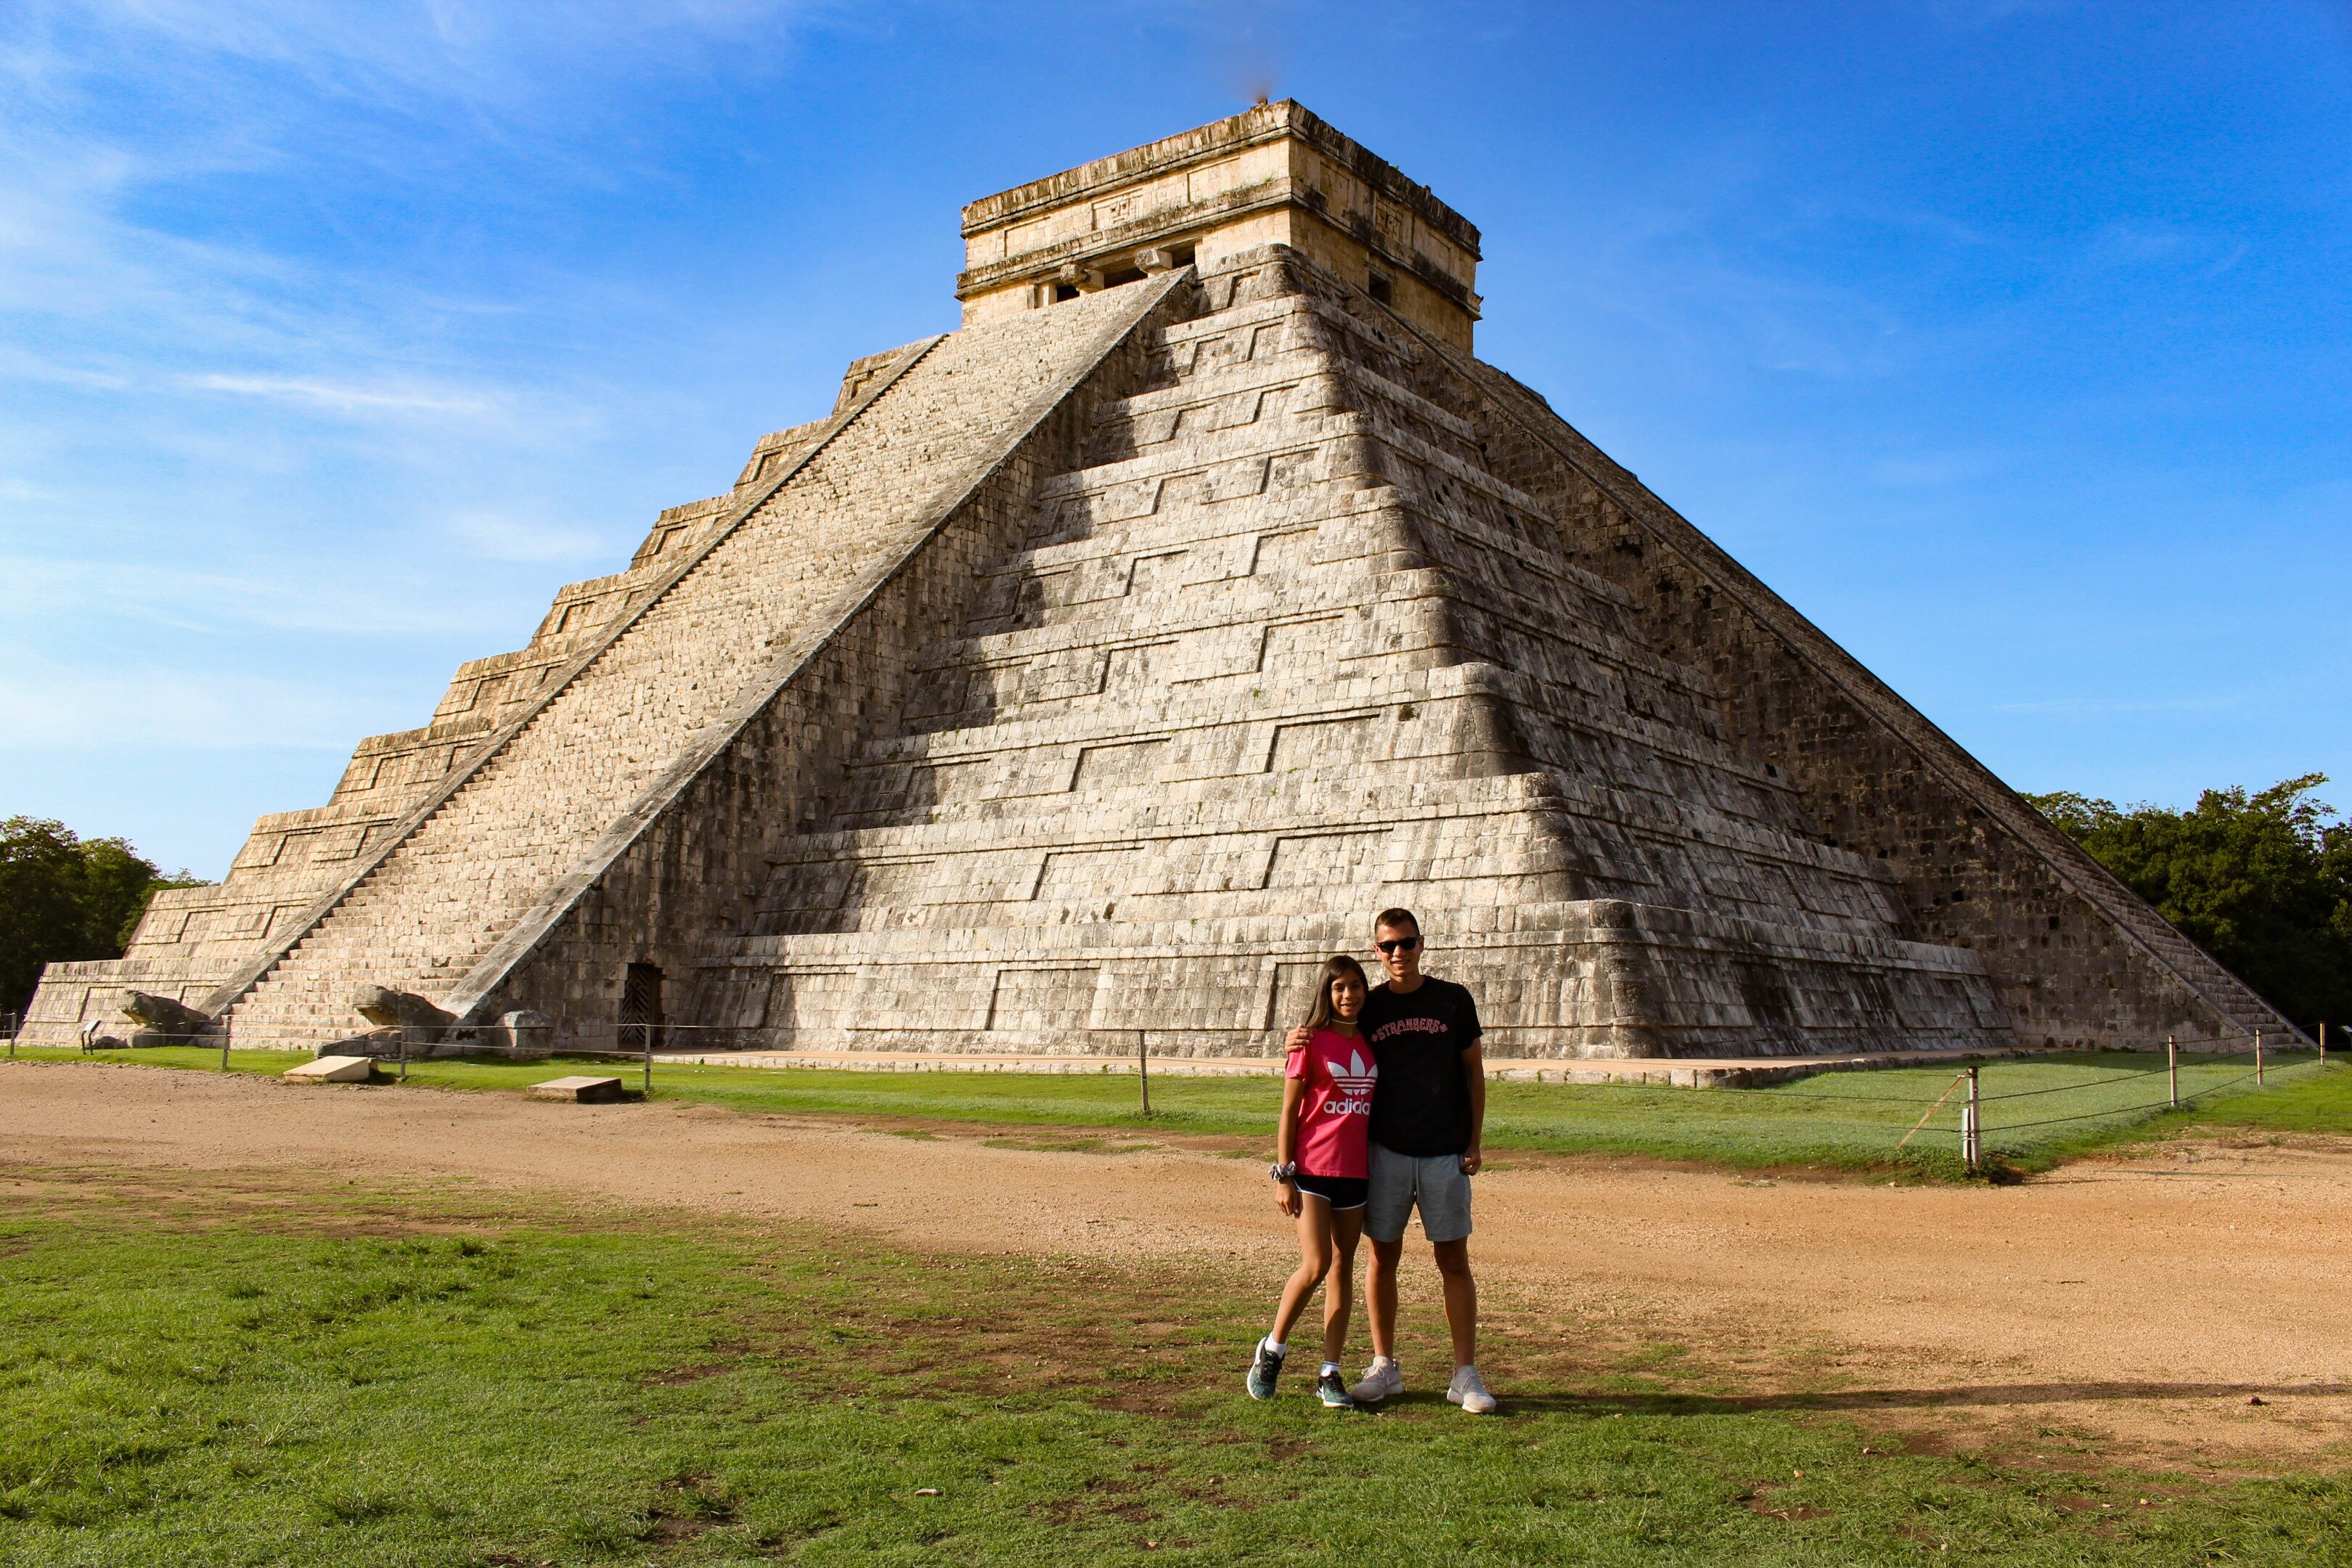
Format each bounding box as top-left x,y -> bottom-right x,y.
1972,1059 -> 2190,1102
25,1016 -> 2327,1171
1670,1040 -> 2289,1108
1908,1058 -> 2324,1138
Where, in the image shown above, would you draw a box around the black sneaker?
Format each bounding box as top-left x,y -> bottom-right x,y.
1246,1342 -> 1285,1400
1316,1369 -> 1355,1408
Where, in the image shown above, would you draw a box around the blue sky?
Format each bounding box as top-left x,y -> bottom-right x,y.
4,1 -> 2347,878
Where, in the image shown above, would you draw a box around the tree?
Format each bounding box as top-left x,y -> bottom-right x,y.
2025,775 -> 2352,1029
0,818 -> 210,1022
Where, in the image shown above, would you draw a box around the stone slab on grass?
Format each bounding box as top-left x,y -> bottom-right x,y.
529,1075 -> 626,1104
285,1055 -> 374,1084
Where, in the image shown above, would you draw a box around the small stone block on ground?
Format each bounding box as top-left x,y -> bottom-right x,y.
285,1055 -> 373,1084
529,1074 -> 625,1103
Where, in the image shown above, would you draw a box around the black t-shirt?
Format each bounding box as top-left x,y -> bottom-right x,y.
1362,976 -> 1483,1157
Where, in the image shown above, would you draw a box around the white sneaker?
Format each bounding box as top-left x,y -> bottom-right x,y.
1349,1357 -> 1403,1404
1447,1365 -> 1498,1414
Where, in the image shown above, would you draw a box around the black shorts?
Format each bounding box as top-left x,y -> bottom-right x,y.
1293,1172 -> 1369,1211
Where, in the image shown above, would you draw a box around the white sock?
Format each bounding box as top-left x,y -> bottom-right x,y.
1262,1334 -> 1286,1357
1320,1361 -> 1341,1378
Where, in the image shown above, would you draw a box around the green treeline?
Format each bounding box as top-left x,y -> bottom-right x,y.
0,819 -> 210,1021
2025,775 -> 2352,1029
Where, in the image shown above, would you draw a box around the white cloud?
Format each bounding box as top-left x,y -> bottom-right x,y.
1923,0 -> 2078,28
434,508 -> 613,565
187,372 -> 503,420
2083,221 -> 2250,277
1574,238 -> 1914,383
1991,695 -> 2242,716
1868,449 -> 2009,487
0,554 -> 516,637
41,0 -> 828,115
0,343 -> 131,390
0,654 -> 372,751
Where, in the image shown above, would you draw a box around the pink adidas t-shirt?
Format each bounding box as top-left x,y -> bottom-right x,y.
1285,1026 -> 1379,1179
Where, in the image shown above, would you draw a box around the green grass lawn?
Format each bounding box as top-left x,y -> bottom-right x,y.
11,1044 -> 2342,1178
2130,1051 -> 2352,1135
1,1169 -> 2344,1567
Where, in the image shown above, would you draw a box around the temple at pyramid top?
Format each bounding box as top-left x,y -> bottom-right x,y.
957,100 -> 1482,351
22,103 -> 2302,1065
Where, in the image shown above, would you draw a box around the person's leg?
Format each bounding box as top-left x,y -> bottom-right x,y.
1320,1206 -> 1364,1365
1352,1146 -> 1413,1402
1365,1237 -> 1402,1360
1432,1236 -> 1477,1369
1271,1196 -> 1336,1345
1410,1153 -> 1490,1411
1360,1144 -> 1416,1363
1410,1153 -> 1477,1368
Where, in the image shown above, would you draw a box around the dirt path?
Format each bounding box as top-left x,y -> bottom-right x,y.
4,1060 -> 2343,1467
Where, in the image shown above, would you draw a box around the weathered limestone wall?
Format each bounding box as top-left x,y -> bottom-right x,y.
478,279 -> 1201,1040
959,99 -> 1481,351
206,278 -> 1191,1045
682,247 -> 2012,1060
21,343 -> 925,1046
1434,343 -> 2293,1048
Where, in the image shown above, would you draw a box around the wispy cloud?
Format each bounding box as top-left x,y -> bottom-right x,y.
2083,221 -> 2250,277
0,343 -> 129,390
1992,695 -> 2242,716
23,1 -> 827,118
1923,0 -> 2078,28
186,372 -> 503,420
0,3 -> 799,867
1567,200 -> 1919,383
0,554 -> 519,637
434,508 -> 614,565
1868,449 -> 2010,487
0,653 -> 382,752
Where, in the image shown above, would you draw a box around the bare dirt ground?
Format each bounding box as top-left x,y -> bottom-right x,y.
4,1059 -> 2343,1470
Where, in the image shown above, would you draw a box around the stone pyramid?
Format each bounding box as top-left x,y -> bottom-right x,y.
27,102 -> 2298,1058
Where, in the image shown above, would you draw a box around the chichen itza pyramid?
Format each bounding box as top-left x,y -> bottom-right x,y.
26,102 -> 2298,1060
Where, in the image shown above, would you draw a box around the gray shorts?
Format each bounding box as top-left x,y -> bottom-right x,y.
1365,1142 -> 1473,1245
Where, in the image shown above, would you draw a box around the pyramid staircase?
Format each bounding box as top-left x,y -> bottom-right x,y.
687,261 -> 2017,1058
208,280 -> 1185,1046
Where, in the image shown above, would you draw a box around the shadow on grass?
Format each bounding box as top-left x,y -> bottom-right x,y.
1493,1380 -> 2352,1417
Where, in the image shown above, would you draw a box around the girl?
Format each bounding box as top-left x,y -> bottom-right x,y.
1247,955 -> 1378,1408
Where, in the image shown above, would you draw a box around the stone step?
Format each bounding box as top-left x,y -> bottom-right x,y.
688,893 -> 2010,1061
203,282 -> 1185,1032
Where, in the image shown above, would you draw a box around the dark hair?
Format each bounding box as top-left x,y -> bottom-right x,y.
1373,907 -> 1420,936
1300,954 -> 1369,1034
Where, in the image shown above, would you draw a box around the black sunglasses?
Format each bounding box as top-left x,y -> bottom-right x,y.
1376,936 -> 1421,954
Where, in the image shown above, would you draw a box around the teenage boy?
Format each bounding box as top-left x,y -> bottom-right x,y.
1288,907 -> 1495,1413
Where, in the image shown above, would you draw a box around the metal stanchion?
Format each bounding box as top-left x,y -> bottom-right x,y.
220,1016 -> 232,1071
1138,1037 -> 1151,1117
644,1033 -> 653,1097
2255,1027 -> 2265,1087
1961,1066 -> 1982,1174
2168,1035 -> 2179,1109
